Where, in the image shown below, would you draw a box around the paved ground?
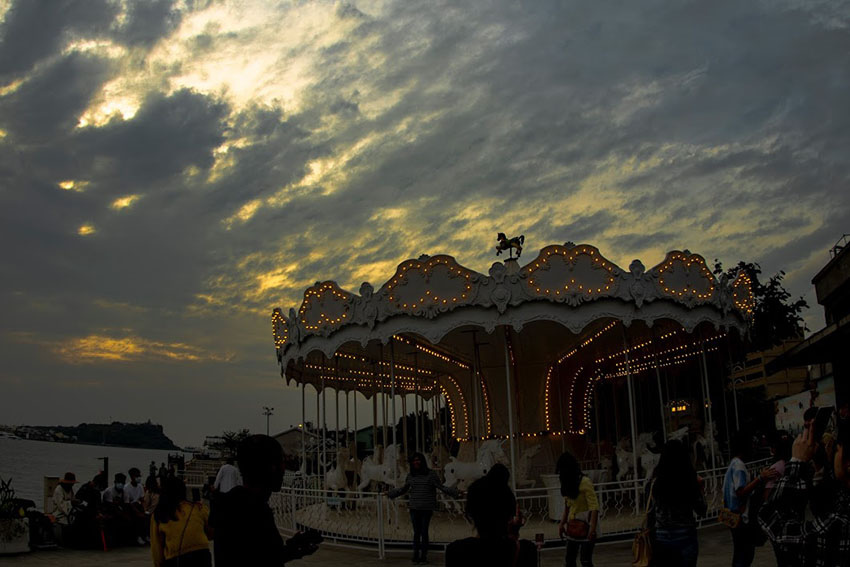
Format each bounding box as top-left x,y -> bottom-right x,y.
3,525 -> 775,566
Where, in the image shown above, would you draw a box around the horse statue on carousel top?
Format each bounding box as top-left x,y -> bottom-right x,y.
496,233 -> 525,259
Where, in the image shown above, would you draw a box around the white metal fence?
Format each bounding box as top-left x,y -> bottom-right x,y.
269,458 -> 771,558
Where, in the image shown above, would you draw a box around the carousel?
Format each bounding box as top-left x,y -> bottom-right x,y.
268,237 -> 756,551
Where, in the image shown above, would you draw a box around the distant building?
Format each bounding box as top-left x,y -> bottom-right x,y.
768,234 -> 850,408
731,340 -> 810,399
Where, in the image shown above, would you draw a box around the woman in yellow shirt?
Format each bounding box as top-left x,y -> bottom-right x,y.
151,476 -> 213,567
556,452 -> 599,567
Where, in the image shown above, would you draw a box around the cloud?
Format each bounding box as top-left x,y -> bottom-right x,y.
47,332 -> 234,364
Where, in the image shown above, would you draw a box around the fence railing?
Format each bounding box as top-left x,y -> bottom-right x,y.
270,457 -> 771,558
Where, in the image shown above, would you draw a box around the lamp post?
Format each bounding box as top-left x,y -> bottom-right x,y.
263,406 -> 274,436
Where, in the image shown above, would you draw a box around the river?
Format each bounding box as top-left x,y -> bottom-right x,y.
0,438 -> 191,510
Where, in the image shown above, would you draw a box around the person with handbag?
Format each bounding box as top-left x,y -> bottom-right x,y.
646,440 -> 707,567
722,431 -> 778,567
556,452 -> 599,567
150,476 -> 212,567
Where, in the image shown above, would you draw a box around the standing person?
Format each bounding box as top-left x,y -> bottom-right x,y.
648,440 -> 707,567
149,461 -> 157,479
52,472 -> 78,526
556,452 -> 599,567
213,458 -> 242,494
150,476 -> 212,567
211,434 -> 321,566
445,466 -> 536,567
388,451 -> 460,564
762,432 -> 792,567
759,419 -> 850,567
722,431 -> 778,567
159,463 -> 168,482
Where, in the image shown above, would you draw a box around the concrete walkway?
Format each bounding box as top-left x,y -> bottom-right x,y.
2,525 -> 776,566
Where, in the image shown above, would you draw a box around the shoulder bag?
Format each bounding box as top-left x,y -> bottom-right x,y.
163,503 -> 195,567
631,480 -> 654,567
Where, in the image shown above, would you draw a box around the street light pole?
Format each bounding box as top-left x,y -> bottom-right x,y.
263,406 -> 274,436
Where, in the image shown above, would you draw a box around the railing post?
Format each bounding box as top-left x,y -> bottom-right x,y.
290,488 -> 297,532
377,492 -> 385,559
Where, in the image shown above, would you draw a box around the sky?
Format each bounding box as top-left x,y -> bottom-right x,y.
1,0 -> 849,447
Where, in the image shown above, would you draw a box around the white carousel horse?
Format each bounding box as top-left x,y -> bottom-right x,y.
693,422 -> 722,471
325,447 -> 350,493
430,443 -> 450,471
444,439 -> 508,489
669,426 -> 690,442
516,443 -> 542,488
615,433 -> 658,481
357,444 -> 403,491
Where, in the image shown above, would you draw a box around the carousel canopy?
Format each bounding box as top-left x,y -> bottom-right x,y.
271,243 -> 754,441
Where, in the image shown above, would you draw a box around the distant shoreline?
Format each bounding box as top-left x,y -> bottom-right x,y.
8,436 -> 185,452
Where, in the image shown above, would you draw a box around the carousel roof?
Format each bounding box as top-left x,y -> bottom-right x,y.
270,243 -> 754,440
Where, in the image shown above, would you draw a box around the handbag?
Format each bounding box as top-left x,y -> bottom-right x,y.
566,519 -> 589,540
718,508 -> 742,529
632,481 -> 654,567
163,504 -> 195,567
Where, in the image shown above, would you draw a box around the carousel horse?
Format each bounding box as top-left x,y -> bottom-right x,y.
693,422 -> 722,471
444,439 -> 508,489
495,233 -> 525,259
668,426 -> 690,442
516,443 -> 542,488
615,433 -> 658,481
325,448 -> 349,494
357,444 -> 403,491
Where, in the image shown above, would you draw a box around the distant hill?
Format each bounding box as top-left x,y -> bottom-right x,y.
15,421 -> 180,450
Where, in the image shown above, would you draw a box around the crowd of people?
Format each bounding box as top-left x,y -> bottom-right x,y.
40,403 -> 850,566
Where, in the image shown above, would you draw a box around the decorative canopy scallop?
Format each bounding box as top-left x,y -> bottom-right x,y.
271,243 -> 752,375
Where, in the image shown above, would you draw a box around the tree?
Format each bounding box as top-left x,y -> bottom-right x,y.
218,429 -> 251,457
714,260 -> 809,352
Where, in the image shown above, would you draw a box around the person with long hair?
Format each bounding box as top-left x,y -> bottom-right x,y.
648,439 -> 707,567
556,452 -> 599,567
761,431 -> 792,566
388,451 -> 459,564
150,476 -> 212,567
446,466 -> 536,567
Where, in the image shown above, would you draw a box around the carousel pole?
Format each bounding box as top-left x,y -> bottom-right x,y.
701,341 -> 717,470
655,365 -> 667,442
594,385 -> 602,465
470,332 -> 480,453
353,388 -> 359,458
389,338 -> 398,487
390,338 -> 397,448
402,395 -> 409,457
555,363 -> 566,450
415,375 -> 421,453
301,382 -> 307,475
346,390 -> 350,449
372,364 -> 378,454
379,345 -> 387,451
622,328 -> 640,511
315,382 -> 320,477
503,327 -> 518,493
322,361 -> 327,481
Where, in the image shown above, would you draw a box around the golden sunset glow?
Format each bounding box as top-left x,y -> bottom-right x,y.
110,194 -> 140,210
77,224 -> 96,236
55,334 -> 233,364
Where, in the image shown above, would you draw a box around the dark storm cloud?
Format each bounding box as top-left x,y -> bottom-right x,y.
0,0 -> 117,80
0,52 -> 115,142
112,0 -> 181,47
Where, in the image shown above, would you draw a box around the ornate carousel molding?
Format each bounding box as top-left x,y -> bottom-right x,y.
272,243 -> 753,370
